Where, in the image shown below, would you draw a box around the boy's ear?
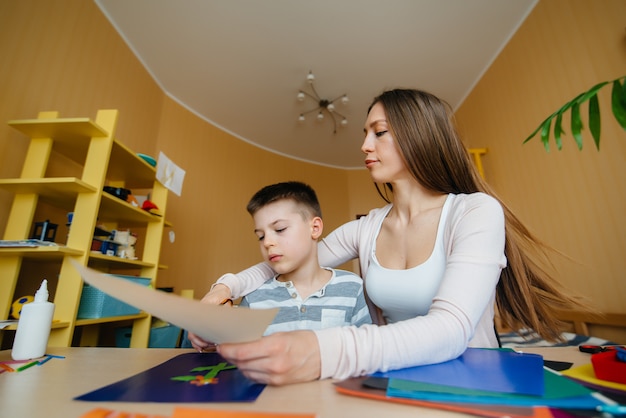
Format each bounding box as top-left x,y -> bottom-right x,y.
311,216 -> 323,240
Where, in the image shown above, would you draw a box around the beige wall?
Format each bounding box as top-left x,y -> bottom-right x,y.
0,0 -> 164,223
1,1 -> 623,336
154,97 -> 380,294
0,0 -> 381,300
455,0 -> 626,338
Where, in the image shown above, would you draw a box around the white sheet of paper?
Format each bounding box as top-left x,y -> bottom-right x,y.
71,261 -> 277,344
0,320 -> 18,329
156,151 -> 185,196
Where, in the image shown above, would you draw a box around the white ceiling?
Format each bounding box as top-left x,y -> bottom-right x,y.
95,0 -> 537,169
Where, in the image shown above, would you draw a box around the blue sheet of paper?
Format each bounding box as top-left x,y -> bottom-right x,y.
371,348 -> 544,396
387,368 -> 606,410
75,352 -> 265,403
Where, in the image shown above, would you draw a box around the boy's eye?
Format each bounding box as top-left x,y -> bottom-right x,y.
256,235 -> 265,241
375,130 -> 388,138
276,227 -> 286,233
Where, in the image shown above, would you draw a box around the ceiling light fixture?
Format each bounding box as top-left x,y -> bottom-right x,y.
297,71 -> 348,133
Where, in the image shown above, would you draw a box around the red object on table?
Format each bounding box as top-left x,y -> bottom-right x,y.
591,351 -> 626,384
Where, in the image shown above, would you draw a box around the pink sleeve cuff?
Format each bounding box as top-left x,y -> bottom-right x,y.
313,327 -> 343,379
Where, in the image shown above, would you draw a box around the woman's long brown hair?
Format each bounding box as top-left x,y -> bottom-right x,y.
371,89 -> 591,341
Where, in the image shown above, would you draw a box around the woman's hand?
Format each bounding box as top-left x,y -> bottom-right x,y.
217,330 -> 321,386
187,284 -> 232,351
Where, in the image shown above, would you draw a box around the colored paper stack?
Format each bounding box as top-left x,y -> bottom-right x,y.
336,348 -> 616,418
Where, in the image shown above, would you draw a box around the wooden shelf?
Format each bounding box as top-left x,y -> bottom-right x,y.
75,313 -> 149,327
468,148 -> 488,179
8,117 -> 107,139
2,320 -> 70,331
99,192 -> 162,225
0,177 -> 96,211
1,110 -> 168,349
8,117 -> 108,165
0,245 -> 83,259
88,252 -> 155,269
108,140 -> 158,188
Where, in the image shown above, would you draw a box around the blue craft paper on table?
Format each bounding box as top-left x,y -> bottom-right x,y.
75,352 -> 265,403
371,348 -> 544,396
387,369 -> 606,410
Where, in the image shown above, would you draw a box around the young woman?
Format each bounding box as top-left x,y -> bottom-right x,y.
188,89 -> 585,385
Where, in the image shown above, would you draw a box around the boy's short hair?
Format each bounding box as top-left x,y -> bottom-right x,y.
247,181 -> 322,219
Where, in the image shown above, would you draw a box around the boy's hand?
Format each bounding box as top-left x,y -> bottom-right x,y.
200,283 -> 232,305
187,284 -> 232,351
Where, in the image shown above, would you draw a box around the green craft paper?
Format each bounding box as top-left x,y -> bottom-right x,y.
390,369 -> 593,400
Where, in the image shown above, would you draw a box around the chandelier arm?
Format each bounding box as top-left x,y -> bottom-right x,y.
300,107 -> 324,116
308,82 -> 322,101
329,94 -> 347,103
299,90 -> 319,102
330,110 -> 347,120
326,109 -> 338,134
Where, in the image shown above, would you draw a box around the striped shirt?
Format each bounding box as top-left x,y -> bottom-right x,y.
240,268 -> 371,336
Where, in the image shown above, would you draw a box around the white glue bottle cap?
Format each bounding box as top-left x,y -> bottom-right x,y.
34,279 -> 49,302
11,279 -> 55,361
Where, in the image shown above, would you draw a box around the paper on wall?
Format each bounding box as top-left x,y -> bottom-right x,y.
156,151 -> 185,196
70,261 -> 277,344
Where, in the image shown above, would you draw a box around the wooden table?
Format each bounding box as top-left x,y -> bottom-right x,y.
0,346 -> 591,418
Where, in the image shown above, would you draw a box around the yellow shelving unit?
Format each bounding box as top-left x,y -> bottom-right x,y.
0,109 -> 168,348
468,148 -> 488,179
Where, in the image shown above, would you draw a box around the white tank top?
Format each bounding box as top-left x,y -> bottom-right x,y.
366,195 -> 450,323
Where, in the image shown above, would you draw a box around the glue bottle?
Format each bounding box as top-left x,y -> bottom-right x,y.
11,279 -> 55,360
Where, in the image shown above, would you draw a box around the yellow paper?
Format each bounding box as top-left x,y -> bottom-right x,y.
71,261 -> 277,344
562,363 -> 626,391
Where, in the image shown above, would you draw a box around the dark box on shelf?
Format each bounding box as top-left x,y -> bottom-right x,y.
77,275 -> 151,318
115,324 -> 182,348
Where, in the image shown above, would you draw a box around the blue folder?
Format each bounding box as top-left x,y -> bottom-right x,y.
387,369 -> 606,410
372,348 -> 544,396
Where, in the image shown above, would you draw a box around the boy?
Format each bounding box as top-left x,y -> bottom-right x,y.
236,181 -> 370,335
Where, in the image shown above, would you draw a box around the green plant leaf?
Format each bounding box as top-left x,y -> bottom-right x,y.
540,117 -> 552,152
571,101 -> 583,150
611,79 -> 626,129
524,95 -> 581,144
551,95 -> 582,150
570,92 -> 586,107
588,94 -> 601,150
524,76 -> 625,151
524,113 -> 553,143
578,81 -> 609,103
554,111 -> 564,150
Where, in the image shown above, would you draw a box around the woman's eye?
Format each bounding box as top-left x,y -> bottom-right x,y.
375,130 -> 388,138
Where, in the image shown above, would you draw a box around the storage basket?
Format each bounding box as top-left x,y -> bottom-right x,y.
77,275 -> 150,318
115,324 -> 182,348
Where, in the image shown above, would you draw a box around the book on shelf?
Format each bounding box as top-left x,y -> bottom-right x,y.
0,239 -> 59,248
